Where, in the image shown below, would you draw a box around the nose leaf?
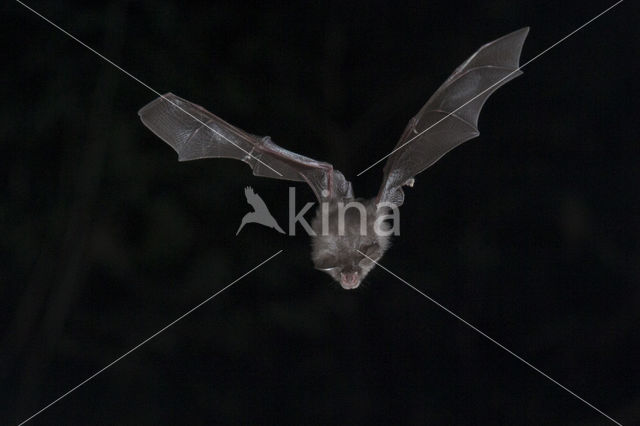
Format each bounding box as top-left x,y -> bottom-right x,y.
339,271 -> 360,289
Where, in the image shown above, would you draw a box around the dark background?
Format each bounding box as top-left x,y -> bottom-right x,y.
1,0 -> 638,424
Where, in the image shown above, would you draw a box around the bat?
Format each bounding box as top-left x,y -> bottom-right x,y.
139,28 -> 529,289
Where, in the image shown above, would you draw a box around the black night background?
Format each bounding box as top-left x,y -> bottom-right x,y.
1,0 -> 638,424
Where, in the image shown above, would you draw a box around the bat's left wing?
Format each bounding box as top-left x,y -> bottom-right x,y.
139,93 -> 352,202
377,27 -> 529,207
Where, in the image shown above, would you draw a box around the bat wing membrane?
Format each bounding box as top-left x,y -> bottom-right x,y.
139,93 -> 350,201
378,27 -> 529,206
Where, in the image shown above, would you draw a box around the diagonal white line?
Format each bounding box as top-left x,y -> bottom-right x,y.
14,0 -> 283,177
357,250 -> 622,425
357,0 -> 624,177
17,250 -> 283,426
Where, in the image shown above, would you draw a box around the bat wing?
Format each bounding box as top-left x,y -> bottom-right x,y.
139,93 -> 352,202
377,27 -> 529,207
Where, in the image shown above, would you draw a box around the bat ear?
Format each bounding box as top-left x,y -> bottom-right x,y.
314,255 -> 339,271
364,243 -> 380,257
358,243 -> 381,267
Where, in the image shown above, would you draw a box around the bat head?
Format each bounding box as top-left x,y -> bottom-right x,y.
311,199 -> 390,289
311,242 -> 384,289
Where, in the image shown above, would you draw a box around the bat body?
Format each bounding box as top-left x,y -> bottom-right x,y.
310,197 -> 392,289
139,28 -> 529,289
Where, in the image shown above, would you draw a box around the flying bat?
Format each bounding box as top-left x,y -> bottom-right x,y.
139,28 -> 529,289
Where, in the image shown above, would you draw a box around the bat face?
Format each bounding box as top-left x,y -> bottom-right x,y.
310,200 -> 390,289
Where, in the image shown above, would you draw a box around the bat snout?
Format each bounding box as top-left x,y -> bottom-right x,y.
340,271 -> 360,289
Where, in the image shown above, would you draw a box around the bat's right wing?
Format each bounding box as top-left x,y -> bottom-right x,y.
139,93 -> 352,202
377,28 -> 529,207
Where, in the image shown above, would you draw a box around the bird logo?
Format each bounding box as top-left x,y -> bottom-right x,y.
236,186 -> 285,235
